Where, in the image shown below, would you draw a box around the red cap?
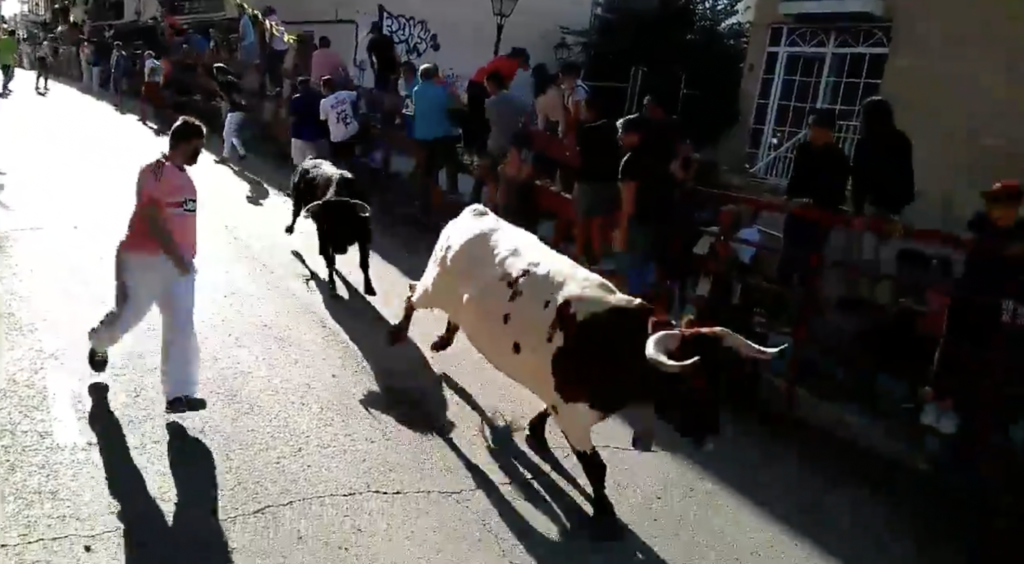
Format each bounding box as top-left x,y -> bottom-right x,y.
981,179 -> 1023,203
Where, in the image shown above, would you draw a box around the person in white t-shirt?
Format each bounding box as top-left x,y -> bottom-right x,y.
319,75 -> 360,165
263,6 -> 290,95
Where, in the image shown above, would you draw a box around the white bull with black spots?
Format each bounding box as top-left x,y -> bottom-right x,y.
387,204 -> 784,538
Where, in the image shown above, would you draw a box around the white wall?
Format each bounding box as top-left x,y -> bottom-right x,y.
276,0 -> 593,88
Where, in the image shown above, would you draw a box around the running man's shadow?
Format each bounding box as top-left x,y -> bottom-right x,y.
87,383 -> 232,564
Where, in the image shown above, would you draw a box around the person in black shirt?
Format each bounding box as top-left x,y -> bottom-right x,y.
928,181 -> 1024,464
642,95 -> 684,158
849,96 -> 915,262
572,95 -> 620,267
851,96 -> 915,218
212,63 -> 248,161
366,22 -> 399,93
776,108 -> 850,288
616,114 -> 674,301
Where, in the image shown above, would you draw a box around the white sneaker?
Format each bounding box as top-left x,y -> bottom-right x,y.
935,410 -> 959,435
919,402 -> 940,428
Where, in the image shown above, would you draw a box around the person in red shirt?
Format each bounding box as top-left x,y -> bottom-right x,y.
463,47 -> 530,157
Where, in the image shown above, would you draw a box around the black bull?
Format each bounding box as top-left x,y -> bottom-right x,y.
285,159 -> 376,296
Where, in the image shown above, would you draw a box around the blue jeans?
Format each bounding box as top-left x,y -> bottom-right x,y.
615,222 -> 658,297
238,42 -> 259,64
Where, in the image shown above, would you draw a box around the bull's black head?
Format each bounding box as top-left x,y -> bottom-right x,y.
644,326 -> 786,442
330,168 -> 359,200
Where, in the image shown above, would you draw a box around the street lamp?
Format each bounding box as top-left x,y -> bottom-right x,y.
553,38 -> 572,63
490,0 -> 519,57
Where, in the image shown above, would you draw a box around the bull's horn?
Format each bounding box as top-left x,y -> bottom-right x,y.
718,329 -> 787,359
645,331 -> 700,373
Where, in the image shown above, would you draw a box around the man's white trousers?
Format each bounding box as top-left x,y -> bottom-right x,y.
222,111 -> 247,158
89,252 -> 199,400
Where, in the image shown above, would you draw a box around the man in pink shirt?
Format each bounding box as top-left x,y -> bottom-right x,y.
87,117 -> 207,414
310,36 -> 347,92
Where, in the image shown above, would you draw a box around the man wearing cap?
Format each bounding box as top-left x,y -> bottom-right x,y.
776,108 -> 850,288
926,180 -> 1024,479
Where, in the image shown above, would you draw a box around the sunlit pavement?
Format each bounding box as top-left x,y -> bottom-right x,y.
0,80 -> 966,563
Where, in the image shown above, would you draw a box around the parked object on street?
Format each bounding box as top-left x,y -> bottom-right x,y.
386,204 -> 784,539
285,158 -> 376,297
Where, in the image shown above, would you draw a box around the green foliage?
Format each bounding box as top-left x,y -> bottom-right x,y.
562,0 -> 749,148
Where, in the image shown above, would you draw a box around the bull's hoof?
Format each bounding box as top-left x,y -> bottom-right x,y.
588,511 -> 624,542
429,335 -> 453,353
327,280 -> 339,296
387,325 -> 408,346
88,348 -> 109,374
363,282 -> 377,297
525,431 -> 551,455
284,225 -> 295,235
631,432 -> 654,452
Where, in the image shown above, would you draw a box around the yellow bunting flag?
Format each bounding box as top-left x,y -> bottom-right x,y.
234,0 -> 295,43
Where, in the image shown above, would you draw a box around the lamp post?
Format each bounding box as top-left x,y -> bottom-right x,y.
490,0 -> 519,57
553,38 -> 572,63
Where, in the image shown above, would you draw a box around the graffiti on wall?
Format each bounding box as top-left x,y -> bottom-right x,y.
377,4 -> 441,61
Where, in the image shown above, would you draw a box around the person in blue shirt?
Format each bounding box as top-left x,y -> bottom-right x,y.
412,63 -> 460,214
185,30 -> 210,59
288,77 -> 326,168
237,12 -> 258,66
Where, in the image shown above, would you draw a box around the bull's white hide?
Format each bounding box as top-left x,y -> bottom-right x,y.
412,205 -> 643,408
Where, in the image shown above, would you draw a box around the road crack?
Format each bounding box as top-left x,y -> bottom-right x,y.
1,443 -> 650,549
0,484 -> 505,549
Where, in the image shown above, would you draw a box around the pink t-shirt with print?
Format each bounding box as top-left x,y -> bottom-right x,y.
120,158 -> 197,260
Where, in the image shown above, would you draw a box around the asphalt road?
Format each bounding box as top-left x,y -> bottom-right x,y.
0,80 -> 969,563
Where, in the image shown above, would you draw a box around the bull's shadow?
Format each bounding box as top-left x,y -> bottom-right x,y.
437,376 -> 670,563
291,250 -> 453,436
86,383 -> 232,564
614,398 -> 970,564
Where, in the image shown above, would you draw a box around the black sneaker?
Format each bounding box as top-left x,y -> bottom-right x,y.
88,348 -> 109,373
165,396 -> 208,414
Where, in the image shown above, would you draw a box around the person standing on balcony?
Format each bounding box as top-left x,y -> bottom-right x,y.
776,108 -> 850,289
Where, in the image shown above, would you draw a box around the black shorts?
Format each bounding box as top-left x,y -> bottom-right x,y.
330,139 -> 357,163
418,136 -> 459,177
36,57 -> 49,72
